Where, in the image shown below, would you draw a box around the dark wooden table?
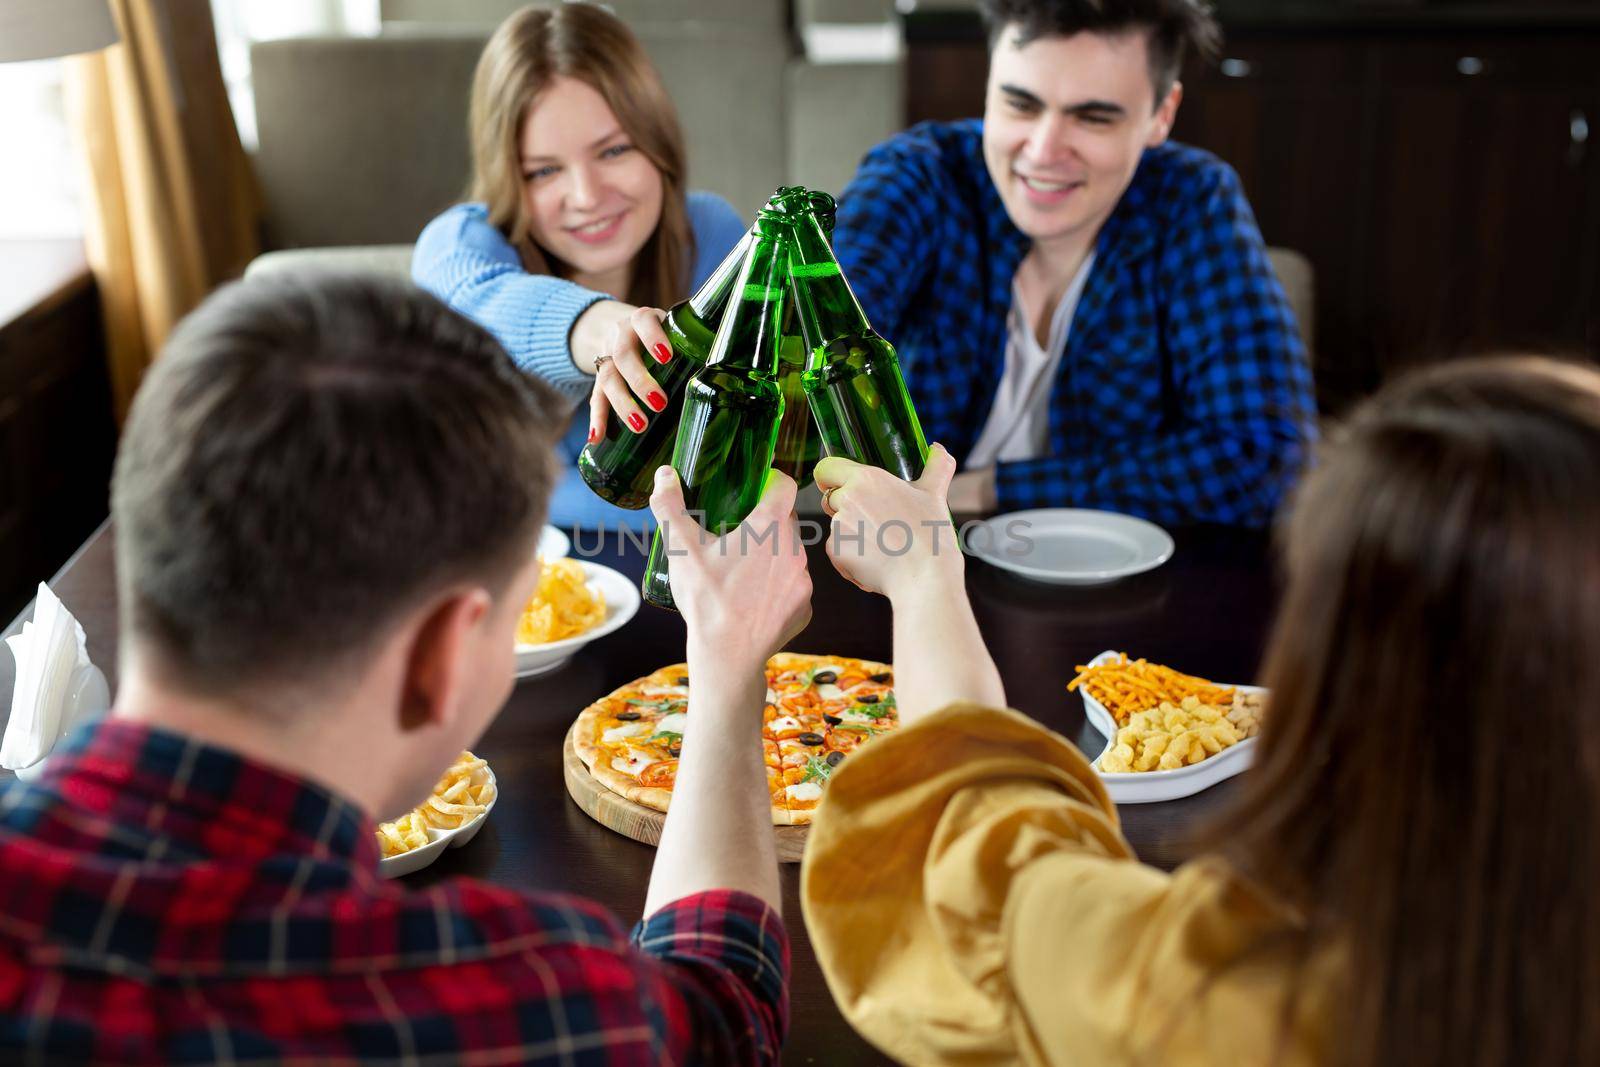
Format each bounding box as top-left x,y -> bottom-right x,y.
2,520 -> 1279,1065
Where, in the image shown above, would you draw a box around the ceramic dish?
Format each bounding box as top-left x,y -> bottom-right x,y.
378,764 -> 498,878
514,561 -> 640,679
966,509 -> 1174,585
538,525 -> 571,560
1078,649 -> 1264,804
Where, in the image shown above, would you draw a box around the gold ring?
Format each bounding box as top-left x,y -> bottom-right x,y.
593,354 -> 613,374
822,485 -> 840,511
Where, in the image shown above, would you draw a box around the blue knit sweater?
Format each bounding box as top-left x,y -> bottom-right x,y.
412,192 -> 747,531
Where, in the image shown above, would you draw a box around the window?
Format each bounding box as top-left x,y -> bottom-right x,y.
0,60 -> 83,238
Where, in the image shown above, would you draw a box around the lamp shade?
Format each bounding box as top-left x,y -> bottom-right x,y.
0,0 -> 119,63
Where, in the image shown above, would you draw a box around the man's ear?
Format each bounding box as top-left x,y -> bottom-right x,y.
397,587 -> 492,733
1148,80 -> 1183,147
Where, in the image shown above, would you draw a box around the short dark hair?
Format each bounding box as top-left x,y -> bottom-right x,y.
112,273 -> 566,699
979,0 -> 1222,105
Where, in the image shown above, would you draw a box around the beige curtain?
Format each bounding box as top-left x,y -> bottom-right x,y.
65,0 -> 260,423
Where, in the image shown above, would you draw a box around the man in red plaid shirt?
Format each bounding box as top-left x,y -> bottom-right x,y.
0,275 -> 810,1063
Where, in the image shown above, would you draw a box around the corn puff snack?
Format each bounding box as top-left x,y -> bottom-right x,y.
1099,697 -> 1241,774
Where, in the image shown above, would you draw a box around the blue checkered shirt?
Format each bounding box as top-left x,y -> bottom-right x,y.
833,120 -> 1317,527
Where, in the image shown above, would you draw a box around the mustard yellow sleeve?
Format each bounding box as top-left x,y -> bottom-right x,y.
801,703 -> 1313,1067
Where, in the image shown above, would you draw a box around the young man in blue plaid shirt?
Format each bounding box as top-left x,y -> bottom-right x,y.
834,0 -> 1317,525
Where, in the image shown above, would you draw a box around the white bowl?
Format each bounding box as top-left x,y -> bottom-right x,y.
379,764 -> 498,878
538,525 -> 570,560
1078,649 -> 1264,804
514,561 -> 640,679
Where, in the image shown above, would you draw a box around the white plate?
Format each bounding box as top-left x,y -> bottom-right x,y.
514,561 -> 640,679
379,765 -> 497,878
538,525 -> 571,560
967,509 -> 1174,585
1078,650 -> 1264,804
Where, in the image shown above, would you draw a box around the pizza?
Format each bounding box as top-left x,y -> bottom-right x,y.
571,652 -> 898,826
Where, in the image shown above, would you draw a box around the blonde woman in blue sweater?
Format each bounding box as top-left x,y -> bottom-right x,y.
413,2 -> 744,531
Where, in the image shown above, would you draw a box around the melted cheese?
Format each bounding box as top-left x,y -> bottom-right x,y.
611,748 -> 657,778
839,709 -> 881,726
765,687 -> 780,705
785,781 -> 824,803
602,721 -> 649,743
640,684 -> 689,698
655,712 -> 687,736
767,715 -> 803,734
814,683 -> 847,701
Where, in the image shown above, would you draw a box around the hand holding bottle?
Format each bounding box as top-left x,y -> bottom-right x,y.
816,443 -> 1005,723
571,299 -> 674,440
648,466 -> 813,670
814,443 -> 961,602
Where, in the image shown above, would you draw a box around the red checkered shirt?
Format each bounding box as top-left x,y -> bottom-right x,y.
0,719 -> 789,1064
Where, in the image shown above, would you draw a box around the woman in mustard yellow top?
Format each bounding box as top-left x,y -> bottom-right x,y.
803,357 -> 1600,1067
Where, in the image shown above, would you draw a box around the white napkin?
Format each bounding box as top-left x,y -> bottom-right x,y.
2,583 -> 109,782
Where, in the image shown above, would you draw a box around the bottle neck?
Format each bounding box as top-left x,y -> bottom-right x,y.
769,187 -> 835,239
808,190 -> 837,239
685,229 -> 753,319
788,211 -> 869,352
706,225 -> 788,375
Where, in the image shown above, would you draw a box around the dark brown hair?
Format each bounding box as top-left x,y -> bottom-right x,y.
978,0 -> 1222,104
467,2 -> 694,308
1214,356 -> 1600,1066
112,273 -> 566,697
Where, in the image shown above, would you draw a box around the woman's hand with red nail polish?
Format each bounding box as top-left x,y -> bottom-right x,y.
579,302 -> 671,443
652,343 -> 673,364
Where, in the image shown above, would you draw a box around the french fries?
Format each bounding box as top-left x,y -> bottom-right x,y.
376,751 -> 497,858
1068,653 -> 1236,725
517,557 -> 605,645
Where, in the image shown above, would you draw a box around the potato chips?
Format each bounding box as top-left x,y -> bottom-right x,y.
517,557 -> 606,645
376,811 -> 431,857
375,750 -> 497,858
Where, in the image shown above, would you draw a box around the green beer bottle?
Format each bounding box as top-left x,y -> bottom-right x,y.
640,213 -> 791,611
782,197 -> 929,481
771,191 -> 836,490
576,230 -> 753,509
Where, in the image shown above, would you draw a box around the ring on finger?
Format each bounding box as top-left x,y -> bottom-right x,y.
822,485 -> 841,512
593,354 -> 613,374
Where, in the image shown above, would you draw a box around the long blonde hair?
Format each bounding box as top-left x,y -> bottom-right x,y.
467,2 -> 693,307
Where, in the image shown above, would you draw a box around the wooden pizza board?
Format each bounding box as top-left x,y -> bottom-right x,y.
563,719 -> 811,863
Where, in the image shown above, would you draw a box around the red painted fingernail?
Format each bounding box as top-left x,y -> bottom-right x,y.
627,412 -> 647,432
587,426 -> 599,444
652,343 -> 672,364
646,390 -> 667,412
